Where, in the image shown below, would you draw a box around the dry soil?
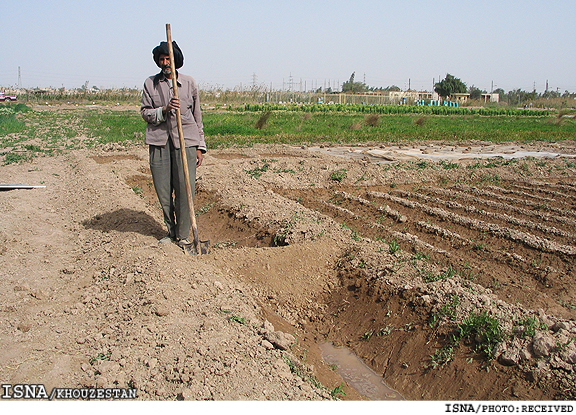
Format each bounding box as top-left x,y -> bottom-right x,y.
1,132 -> 575,401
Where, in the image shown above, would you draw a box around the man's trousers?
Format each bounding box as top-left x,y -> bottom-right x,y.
149,139 -> 198,241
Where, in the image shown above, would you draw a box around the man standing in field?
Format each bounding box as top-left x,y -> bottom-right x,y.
140,40 -> 206,254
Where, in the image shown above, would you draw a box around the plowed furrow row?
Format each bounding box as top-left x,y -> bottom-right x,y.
422,186 -> 576,228
513,183 -> 576,201
322,201 -> 357,217
485,184 -> 572,208
393,189 -> 576,241
335,191 -> 405,222
415,220 -> 469,244
369,191 -> 576,256
533,181 -> 576,196
323,196 -> 449,256
326,190 -> 534,284
453,184 -> 576,219
371,222 -> 450,256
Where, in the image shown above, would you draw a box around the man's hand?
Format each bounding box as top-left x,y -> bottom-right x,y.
196,150 -> 204,167
163,97 -> 180,114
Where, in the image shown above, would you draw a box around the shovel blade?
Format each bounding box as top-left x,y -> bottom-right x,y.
182,242 -> 198,256
182,240 -> 210,255
200,240 -> 210,255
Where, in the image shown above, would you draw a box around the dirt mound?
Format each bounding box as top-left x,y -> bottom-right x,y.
1,140 -> 575,400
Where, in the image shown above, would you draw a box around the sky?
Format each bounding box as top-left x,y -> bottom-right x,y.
1,0 -> 575,94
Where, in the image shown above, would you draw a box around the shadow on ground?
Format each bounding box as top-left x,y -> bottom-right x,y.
82,208 -> 165,238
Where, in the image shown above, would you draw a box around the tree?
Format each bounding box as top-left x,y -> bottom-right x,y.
468,85 -> 485,100
342,72 -> 367,93
434,74 -> 467,99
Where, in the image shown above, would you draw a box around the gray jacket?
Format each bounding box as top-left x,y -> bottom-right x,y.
141,72 -> 206,152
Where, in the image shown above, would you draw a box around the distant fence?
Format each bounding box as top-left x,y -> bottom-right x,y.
199,91 -> 425,106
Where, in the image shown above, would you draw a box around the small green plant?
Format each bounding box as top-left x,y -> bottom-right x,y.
282,356 -> 324,390
274,168 -> 296,174
427,344 -> 454,369
356,173 -> 368,183
89,351 -> 111,365
416,160 -> 429,169
439,160 -> 459,169
245,162 -> 270,179
478,173 -> 501,186
422,265 -> 457,283
376,325 -> 393,337
2,152 -> 30,165
330,169 -> 347,182
131,185 -> 143,196
473,242 -> 487,252
515,316 -> 547,337
331,382 -> 346,399
388,239 -> 400,255
274,219 -> 295,246
429,295 -> 460,327
428,312 -> 503,369
413,251 -> 429,261
228,314 -> 246,324
212,240 -> 237,248
458,311 -> 503,359
196,201 -> 215,216
362,330 -> 374,341
559,299 -> 576,310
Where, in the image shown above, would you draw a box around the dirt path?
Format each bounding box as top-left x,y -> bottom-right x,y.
1,139 -> 575,400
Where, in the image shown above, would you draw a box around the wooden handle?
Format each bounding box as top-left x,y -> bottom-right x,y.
166,23 -> 199,249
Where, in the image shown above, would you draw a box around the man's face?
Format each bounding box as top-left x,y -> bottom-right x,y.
159,54 -> 171,77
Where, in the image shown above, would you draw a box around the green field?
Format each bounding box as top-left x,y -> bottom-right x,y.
1,103 -> 575,165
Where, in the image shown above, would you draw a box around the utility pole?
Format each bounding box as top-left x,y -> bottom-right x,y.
252,73 -> 257,89
18,66 -> 21,88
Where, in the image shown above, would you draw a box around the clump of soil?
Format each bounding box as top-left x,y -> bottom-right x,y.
1,139 -> 575,400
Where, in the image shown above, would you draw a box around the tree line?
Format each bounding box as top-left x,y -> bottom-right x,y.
340,72 -> 575,105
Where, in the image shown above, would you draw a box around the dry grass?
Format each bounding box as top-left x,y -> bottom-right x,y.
414,116 -> 428,126
255,111 -> 272,129
364,114 -> 380,127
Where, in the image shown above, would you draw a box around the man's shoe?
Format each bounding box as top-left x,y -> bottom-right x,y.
158,235 -> 176,245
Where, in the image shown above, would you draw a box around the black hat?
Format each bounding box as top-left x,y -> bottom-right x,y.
152,41 -> 184,69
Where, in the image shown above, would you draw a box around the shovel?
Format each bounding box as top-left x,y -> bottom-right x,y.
166,23 -> 209,255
